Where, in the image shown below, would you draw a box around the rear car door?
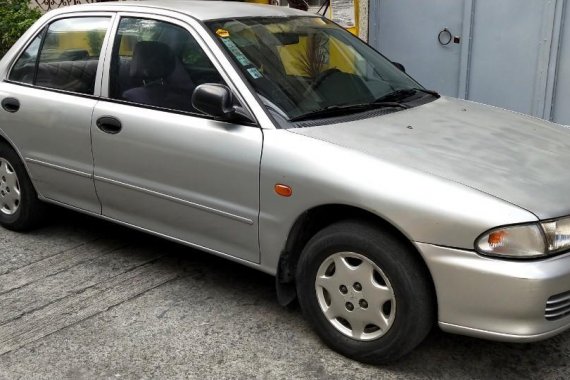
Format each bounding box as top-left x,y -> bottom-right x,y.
0,14 -> 113,213
92,15 -> 262,263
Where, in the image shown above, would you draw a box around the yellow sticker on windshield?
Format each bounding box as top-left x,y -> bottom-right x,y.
216,29 -> 230,38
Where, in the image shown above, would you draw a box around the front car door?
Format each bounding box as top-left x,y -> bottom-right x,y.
91,14 -> 262,263
0,14 -> 113,213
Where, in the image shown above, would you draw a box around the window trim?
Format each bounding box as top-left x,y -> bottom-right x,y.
6,12 -> 116,97
3,77 -> 256,127
31,28 -> 47,86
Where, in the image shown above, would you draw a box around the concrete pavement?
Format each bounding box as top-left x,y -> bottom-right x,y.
0,208 -> 568,379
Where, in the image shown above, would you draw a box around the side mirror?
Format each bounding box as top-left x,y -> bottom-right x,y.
192,83 -> 235,119
392,61 -> 406,73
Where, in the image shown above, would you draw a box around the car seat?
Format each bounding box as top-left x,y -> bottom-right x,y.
122,41 -> 195,112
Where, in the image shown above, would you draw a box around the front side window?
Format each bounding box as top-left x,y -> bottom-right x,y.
206,17 -> 425,121
9,17 -> 110,94
109,17 -> 225,114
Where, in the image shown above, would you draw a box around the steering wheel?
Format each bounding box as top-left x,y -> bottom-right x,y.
311,68 -> 342,91
301,68 -> 342,101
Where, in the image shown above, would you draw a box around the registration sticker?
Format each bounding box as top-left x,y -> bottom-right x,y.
235,54 -> 250,66
247,67 -> 263,79
221,38 -> 251,66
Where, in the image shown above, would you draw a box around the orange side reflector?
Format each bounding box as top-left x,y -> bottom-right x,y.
274,184 -> 293,197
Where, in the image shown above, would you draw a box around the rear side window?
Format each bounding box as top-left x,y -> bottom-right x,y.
9,17 -> 110,95
9,34 -> 43,84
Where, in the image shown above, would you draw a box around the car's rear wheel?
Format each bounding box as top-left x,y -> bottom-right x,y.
296,220 -> 435,364
0,142 -> 44,231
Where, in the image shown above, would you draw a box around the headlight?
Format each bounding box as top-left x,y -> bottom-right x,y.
475,217 -> 570,258
541,217 -> 570,253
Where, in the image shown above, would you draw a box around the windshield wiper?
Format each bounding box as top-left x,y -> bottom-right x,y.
374,88 -> 440,103
290,102 -> 408,122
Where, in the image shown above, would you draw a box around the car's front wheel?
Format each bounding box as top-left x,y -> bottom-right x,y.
0,142 -> 45,231
296,220 -> 435,364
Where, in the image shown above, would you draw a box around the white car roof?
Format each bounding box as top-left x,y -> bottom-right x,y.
62,0 -> 311,21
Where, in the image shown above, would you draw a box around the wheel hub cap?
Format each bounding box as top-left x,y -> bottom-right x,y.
315,252 -> 396,341
0,158 -> 21,215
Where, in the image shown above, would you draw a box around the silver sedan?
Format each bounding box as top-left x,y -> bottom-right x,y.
0,0 -> 569,364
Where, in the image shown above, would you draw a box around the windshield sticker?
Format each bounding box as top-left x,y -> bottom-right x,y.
247,67 -> 263,79
221,38 -> 251,66
216,29 -> 230,38
235,54 -> 251,66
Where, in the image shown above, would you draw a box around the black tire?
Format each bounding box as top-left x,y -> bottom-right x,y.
296,220 -> 435,364
0,142 -> 45,231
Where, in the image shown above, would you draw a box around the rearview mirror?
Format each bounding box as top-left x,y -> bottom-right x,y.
275,32 -> 300,45
192,84 -> 235,119
392,62 -> 406,73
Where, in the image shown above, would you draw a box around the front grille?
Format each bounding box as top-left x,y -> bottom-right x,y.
545,291 -> 570,321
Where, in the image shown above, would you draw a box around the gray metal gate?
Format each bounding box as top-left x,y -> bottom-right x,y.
369,0 -> 570,125
553,2 -> 570,124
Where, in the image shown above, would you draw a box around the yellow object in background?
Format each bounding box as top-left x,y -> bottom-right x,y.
54,31 -> 104,56
346,26 -> 358,36
328,0 -> 359,36
278,34 -> 358,77
245,0 -> 359,36
216,29 -> 231,38
346,0 -> 358,36
118,35 -> 137,56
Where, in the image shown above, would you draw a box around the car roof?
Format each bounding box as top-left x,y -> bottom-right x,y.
62,0 -> 311,21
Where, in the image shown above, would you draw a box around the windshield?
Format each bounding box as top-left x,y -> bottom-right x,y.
206,16 -> 425,121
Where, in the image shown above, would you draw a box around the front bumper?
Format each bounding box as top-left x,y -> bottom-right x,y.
416,242 -> 570,342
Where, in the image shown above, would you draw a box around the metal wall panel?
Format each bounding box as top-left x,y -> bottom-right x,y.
553,3 -> 570,124
369,0 -> 570,124
467,1 -> 551,116
370,0 -> 466,97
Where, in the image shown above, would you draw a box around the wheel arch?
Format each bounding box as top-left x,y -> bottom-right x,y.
275,204 -> 438,312
0,132 -> 41,197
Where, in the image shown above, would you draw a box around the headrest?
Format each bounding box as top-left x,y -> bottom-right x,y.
130,41 -> 175,80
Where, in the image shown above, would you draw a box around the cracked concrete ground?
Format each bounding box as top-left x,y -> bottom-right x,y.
0,208 -> 569,379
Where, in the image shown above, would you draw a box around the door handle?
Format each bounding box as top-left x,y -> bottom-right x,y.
96,116 -> 122,134
1,97 -> 20,113
438,28 -> 461,45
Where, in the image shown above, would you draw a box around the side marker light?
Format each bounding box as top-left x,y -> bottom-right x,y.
274,184 -> 292,197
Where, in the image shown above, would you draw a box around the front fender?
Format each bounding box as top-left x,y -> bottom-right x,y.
258,129 -> 537,275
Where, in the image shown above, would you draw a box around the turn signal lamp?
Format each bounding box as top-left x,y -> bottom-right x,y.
476,216 -> 570,259
476,224 -> 545,258
274,184 -> 293,197
487,231 -> 507,247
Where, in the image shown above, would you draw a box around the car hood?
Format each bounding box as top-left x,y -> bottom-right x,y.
290,96 -> 570,220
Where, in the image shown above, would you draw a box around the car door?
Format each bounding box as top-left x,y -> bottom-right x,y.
91,15 -> 262,263
0,15 -> 113,213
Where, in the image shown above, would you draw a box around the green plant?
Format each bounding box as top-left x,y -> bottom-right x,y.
0,0 -> 42,58
294,32 -> 329,80
87,30 -> 105,56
